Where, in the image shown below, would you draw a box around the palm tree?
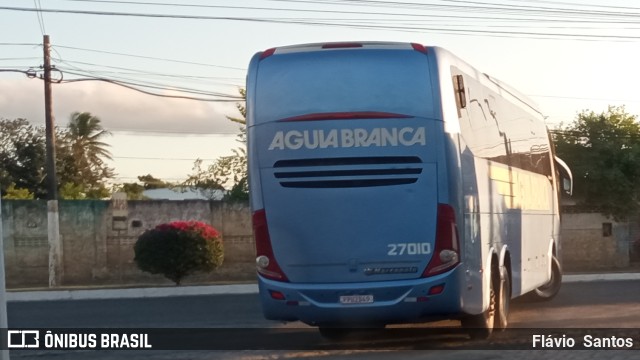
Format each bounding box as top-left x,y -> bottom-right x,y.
67,111 -> 112,164
59,112 -> 114,198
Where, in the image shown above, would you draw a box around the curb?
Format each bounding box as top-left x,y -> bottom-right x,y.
6,273 -> 640,302
6,283 -> 258,302
562,272 -> 640,283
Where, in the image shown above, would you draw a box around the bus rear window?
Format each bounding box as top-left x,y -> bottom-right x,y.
254,50 -> 435,124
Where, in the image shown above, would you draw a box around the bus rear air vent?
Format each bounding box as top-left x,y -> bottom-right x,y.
273,156 -> 423,188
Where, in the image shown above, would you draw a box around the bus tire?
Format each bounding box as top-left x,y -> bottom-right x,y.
461,275 -> 496,339
496,266 -> 510,330
532,255 -> 562,301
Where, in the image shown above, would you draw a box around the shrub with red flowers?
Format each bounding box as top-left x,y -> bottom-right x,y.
134,221 -> 223,285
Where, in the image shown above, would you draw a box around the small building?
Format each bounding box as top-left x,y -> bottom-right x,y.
142,187 -> 225,201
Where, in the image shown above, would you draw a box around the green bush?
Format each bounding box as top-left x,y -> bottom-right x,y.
134,221 -> 223,285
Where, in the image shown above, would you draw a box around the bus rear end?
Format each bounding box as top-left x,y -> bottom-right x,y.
246,42 -> 463,327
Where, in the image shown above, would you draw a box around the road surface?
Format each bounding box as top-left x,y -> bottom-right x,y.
7,279 -> 640,359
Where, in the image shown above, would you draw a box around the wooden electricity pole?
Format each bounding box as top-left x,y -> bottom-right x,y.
43,35 -> 63,287
43,35 -> 58,200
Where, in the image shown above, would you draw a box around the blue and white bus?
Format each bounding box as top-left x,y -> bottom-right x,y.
246,42 -> 572,338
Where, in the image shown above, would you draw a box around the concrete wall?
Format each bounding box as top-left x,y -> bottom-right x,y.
1,199 -> 638,289
1,200 -> 256,288
560,212 -> 636,272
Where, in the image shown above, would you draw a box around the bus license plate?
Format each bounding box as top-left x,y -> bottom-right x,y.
339,295 -> 374,304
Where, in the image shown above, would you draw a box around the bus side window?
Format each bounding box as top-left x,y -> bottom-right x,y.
453,74 -> 466,118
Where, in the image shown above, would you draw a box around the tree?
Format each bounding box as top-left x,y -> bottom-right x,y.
182,159 -> 226,200
184,88 -> 248,201
134,221 -> 224,285
59,182 -> 88,200
224,88 -> 248,201
0,118 -> 47,198
58,112 -> 114,198
111,175 -> 174,200
117,182 -> 147,200
0,114 -> 115,199
552,106 -> 640,220
2,183 -> 34,199
67,111 -> 113,163
111,175 -> 173,200
137,174 -> 174,190
226,87 -> 247,144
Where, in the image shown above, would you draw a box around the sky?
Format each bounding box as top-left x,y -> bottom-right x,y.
1,0 -> 640,185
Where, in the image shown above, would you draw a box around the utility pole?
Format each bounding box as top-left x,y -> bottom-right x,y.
43,35 -> 63,288
43,35 -> 58,201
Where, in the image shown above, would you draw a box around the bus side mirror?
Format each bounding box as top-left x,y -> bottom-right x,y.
563,178 -> 572,195
554,156 -> 573,196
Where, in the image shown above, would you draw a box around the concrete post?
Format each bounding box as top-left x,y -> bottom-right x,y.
47,200 -> 63,287
0,198 -> 11,359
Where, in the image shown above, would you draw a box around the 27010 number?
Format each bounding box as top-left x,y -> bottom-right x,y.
387,242 -> 432,256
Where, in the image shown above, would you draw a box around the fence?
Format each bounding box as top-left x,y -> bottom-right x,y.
0,199 -> 256,288
1,200 -> 637,288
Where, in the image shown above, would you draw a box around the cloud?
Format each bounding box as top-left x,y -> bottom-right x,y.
0,78 -> 242,135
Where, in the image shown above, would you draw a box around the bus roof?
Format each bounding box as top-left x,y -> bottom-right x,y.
252,41 -> 544,122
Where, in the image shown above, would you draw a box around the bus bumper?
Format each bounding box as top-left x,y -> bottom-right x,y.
257,266 -> 463,326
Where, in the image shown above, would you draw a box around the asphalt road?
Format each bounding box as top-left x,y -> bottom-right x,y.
7,279 -> 640,359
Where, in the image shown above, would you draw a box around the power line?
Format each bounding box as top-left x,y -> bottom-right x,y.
0,42 -> 41,47
4,5 -> 640,41
49,49 -> 245,93
258,0 -> 640,19
113,156 -> 218,161
59,68 -> 240,97
432,0 -> 640,15
63,0 -> 640,17
21,122 -> 241,136
51,59 -> 243,88
10,0 -> 637,35
501,0 -> 640,12
2,63 -> 243,101
33,0 -> 46,35
59,77 -> 241,102
0,57 -> 41,61
0,68 -> 38,77
113,176 -> 188,181
53,45 -> 246,71
21,0 -> 640,19
46,43 -> 247,99
2,61 -> 244,103
108,129 -> 240,136
57,0 -> 640,25
529,94 -> 640,103
56,59 -> 243,81
549,129 -> 640,140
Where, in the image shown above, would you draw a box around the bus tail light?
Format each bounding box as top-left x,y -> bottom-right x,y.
269,290 -> 286,300
253,209 -> 289,282
411,43 -> 427,54
422,204 -> 460,277
259,48 -> 276,60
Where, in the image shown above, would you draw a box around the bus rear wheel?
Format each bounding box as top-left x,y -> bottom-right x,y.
532,255 -> 562,301
496,268 -> 511,330
461,276 -> 496,339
